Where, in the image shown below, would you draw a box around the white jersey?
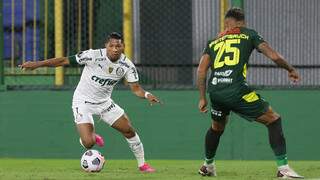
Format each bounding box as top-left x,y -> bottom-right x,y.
72,48 -> 139,103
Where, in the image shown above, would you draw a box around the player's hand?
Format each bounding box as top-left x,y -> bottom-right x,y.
198,98 -> 208,113
146,93 -> 162,106
19,61 -> 39,70
288,69 -> 300,83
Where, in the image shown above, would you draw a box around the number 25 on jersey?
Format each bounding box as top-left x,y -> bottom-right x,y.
210,39 -> 241,69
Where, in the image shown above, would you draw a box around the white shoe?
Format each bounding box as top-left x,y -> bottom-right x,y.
198,164 -> 217,176
277,165 -> 304,179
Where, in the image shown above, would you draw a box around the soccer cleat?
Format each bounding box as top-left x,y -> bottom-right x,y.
139,163 -> 156,173
198,164 -> 216,176
277,165 -> 304,179
94,134 -> 104,147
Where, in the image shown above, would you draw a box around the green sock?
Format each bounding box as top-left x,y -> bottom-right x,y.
276,154 -> 288,167
205,157 -> 214,165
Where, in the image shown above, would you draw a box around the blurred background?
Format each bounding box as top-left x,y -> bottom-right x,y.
1,0 -> 319,90
0,0 -> 319,160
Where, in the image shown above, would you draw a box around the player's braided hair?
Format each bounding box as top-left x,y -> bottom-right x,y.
225,8 -> 245,21
106,32 -> 123,43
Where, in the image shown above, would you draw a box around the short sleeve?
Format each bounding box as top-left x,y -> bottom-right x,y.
202,41 -> 211,55
125,65 -> 139,83
251,30 -> 265,50
75,49 -> 94,65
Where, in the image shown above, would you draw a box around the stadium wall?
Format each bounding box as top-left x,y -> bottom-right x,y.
0,90 -> 318,160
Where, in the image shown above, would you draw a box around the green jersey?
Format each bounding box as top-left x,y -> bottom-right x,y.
204,27 -> 265,94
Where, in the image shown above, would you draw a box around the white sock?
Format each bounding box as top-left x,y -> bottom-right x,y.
126,133 -> 145,167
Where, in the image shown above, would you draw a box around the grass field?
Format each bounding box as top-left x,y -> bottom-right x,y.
0,159 -> 320,180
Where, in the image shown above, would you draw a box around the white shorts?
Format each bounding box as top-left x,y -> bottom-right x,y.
72,99 -> 124,126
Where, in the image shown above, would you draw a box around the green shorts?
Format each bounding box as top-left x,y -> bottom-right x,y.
209,91 -> 269,122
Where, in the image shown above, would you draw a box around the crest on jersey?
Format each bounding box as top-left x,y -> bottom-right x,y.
116,67 -> 125,76
108,67 -> 114,74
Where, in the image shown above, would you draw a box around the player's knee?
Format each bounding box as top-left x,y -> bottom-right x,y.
267,116 -> 282,126
212,120 -> 227,131
122,126 -> 136,138
269,115 -> 281,124
264,113 -> 281,125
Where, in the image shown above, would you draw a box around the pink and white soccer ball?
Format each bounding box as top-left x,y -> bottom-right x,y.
80,149 -> 105,172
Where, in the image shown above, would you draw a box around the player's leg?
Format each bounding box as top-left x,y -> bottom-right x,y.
199,96 -> 230,176
205,117 -> 228,165
256,107 -> 287,167
100,101 -> 154,172
72,105 -> 104,149
233,91 -> 285,164
256,107 -> 303,178
234,91 -> 302,178
76,123 -> 104,148
111,114 -> 155,172
199,116 -> 228,177
76,123 -> 95,149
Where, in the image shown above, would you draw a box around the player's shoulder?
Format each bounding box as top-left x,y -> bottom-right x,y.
118,54 -> 135,68
89,48 -> 105,58
241,27 -> 259,35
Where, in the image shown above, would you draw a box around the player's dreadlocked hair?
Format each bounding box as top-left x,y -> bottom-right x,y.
225,8 -> 245,21
106,32 -> 123,43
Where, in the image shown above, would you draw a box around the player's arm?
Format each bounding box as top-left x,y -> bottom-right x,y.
128,82 -> 161,105
197,54 -> 211,113
258,42 -> 300,83
19,57 -> 70,70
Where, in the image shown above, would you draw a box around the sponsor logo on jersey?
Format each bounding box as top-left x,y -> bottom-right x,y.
79,57 -> 92,63
116,67 -> 125,76
212,77 -> 218,85
77,50 -> 90,58
211,77 -> 233,85
214,70 -> 233,77
119,61 -> 129,68
108,67 -> 114,73
96,57 -> 106,61
91,76 -> 118,86
131,67 -> 138,79
77,51 -> 84,58
217,78 -> 232,83
211,109 -> 222,117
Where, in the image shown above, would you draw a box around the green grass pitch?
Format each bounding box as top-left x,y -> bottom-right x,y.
0,159 -> 319,180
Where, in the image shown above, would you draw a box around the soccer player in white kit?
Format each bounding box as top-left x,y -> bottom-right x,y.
20,32 -> 160,172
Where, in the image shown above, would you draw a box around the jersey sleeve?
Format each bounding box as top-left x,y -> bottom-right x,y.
251,30 -> 265,51
68,49 -> 94,66
125,64 -> 139,83
202,41 -> 211,55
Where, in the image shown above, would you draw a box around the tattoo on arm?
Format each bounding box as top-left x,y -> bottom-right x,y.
197,54 -> 210,99
273,58 -> 294,72
197,75 -> 207,99
259,42 -> 294,72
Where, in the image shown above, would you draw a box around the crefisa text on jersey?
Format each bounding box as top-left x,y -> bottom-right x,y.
91,75 -> 118,86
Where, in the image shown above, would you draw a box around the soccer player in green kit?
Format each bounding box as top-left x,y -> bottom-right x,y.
197,8 -> 303,179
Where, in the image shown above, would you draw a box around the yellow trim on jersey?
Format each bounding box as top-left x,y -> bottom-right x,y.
242,91 -> 259,102
243,64 -> 247,78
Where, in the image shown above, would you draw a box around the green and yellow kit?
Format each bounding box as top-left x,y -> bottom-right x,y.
203,27 -> 269,121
